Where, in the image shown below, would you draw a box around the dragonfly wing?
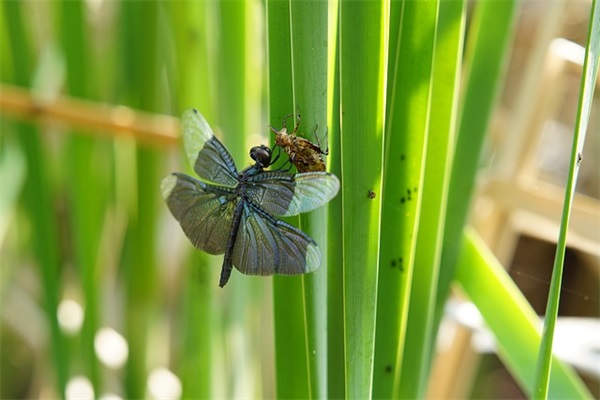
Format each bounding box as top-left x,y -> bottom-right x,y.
182,108 -> 239,187
161,172 -> 237,255
231,204 -> 321,276
245,171 -> 340,217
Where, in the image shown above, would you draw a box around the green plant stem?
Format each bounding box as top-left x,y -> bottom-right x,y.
397,0 -> 464,397
3,2 -> 69,396
167,2 -> 215,398
119,2 -> 162,398
457,229 -> 592,399
326,2 -> 344,398
339,0 -> 388,397
267,0 -> 310,397
289,1 -> 330,398
217,2 -> 266,397
58,0 -> 103,392
374,0 -> 438,397
435,0 -> 518,337
533,0 -> 599,397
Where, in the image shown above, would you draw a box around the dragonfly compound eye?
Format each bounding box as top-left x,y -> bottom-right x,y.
250,145 -> 272,168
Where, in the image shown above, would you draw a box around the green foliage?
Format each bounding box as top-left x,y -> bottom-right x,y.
167,2 -> 214,398
0,0 -> 596,399
3,2 -> 69,397
458,229 -> 592,398
339,2 -> 388,398
533,1 -> 599,397
397,0 -> 465,397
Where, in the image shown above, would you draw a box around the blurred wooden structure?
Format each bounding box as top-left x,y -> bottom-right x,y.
1,2 -> 597,397
428,1 -> 599,398
0,84 -> 179,147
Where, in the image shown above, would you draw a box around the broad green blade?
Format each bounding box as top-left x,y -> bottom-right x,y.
339,0 -> 388,397
3,2 -> 69,396
457,229 -> 593,399
215,2 -> 266,397
167,2 -> 215,397
267,0 -> 311,398
58,1 -> 105,392
397,0 -> 465,397
326,3 -> 344,397
288,1 -> 331,397
435,0 -> 518,338
118,2 -> 163,397
374,0 -> 439,398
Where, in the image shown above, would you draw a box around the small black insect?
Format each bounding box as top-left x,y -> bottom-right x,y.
368,190 -> 376,199
162,109 -> 340,287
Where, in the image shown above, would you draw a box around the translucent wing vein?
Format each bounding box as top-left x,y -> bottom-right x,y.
245,171 -> 340,217
161,173 -> 237,255
232,204 -> 321,276
182,108 -> 239,186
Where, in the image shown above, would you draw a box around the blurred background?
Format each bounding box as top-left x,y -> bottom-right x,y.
1,0 -> 598,399
438,2 -> 599,397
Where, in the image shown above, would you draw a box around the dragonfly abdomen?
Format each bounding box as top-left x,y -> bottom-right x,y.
219,200 -> 245,287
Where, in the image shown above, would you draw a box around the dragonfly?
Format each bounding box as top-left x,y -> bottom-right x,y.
161,109 -> 340,287
271,114 -> 329,172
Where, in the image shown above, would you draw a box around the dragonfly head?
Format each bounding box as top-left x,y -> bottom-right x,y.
250,145 -> 272,169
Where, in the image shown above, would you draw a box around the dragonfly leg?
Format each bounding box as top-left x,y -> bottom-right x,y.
270,145 -> 282,165
281,157 -> 294,172
277,157 -> 294,172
